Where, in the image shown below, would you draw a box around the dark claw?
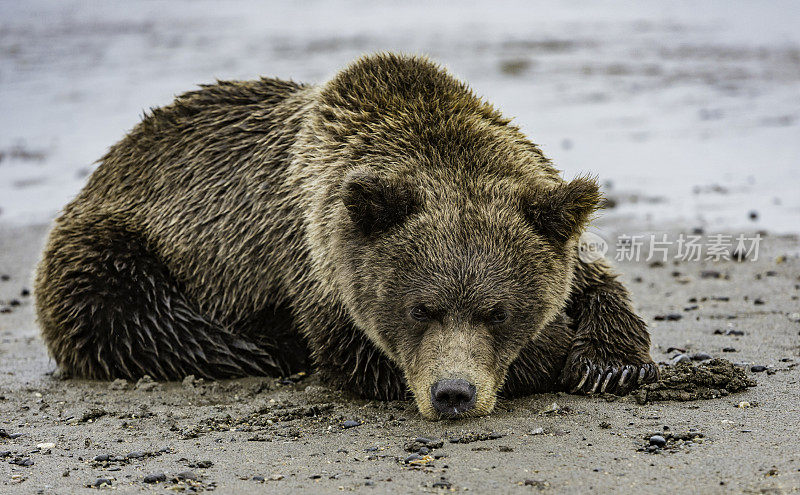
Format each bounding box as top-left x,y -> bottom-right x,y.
638,367 -> 647,384
590,370 -> 604,394
600,367 -> 618,393
618,366 -> 632,389
572,365 -> 591,393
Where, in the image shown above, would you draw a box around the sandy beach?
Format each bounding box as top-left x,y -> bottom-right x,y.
2,220 -> 799,493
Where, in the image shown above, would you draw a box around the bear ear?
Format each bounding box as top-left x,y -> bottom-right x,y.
340,170 -> 418,236
523,177 -> 602,244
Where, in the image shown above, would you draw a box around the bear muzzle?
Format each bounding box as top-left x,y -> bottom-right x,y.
430,378 -> 476,416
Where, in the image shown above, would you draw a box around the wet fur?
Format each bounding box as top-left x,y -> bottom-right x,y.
35,54 -> 655,409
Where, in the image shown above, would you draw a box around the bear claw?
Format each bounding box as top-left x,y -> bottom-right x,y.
561,357 -> 658,396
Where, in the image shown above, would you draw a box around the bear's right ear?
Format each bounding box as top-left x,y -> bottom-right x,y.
340,170 -> 418,236
522,177 -> 602,244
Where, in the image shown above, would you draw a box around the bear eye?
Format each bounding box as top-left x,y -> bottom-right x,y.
487,307 -> 509,325
409,304 -> 432,322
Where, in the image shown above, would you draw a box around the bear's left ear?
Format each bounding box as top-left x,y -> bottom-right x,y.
340,170 -> 418,236
523,177 -> 602,244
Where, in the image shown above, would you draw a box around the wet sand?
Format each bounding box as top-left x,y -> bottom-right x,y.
1,220 -> 799,493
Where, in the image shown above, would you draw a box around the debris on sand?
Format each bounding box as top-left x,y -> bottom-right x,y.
448,431 -> 503,444
639,430 -> 705,454
634,359 -> 755,404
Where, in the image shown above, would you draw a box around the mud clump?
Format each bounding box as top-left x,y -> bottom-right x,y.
634,359 -> 755,404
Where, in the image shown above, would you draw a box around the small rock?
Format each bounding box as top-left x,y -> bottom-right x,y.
37,442 -> 56,450
176,471 -> 197,481
789,312 -> 800,323
143,473 -> 166,483
269,474 -> 284,481
690,352 -> 713,361
341,420 -> 361,429
499,445 -> 513,452
90,478 -> 112,488
750,365 -> 767,372
722,347 -> 737,352
93,454 -> 110,462
737,401 -> 751,408
530,427 -> 544,435
753,298 -> 765,305
21,288 -> 30,297
654,313 -> 682,321
671,354 -> 691,365
649,435 -> 667,447
404,454 -> 421,464
252,476 -> 265,482
126,451 -> 146,459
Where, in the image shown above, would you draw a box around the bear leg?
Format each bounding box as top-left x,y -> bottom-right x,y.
35,215 -> 300,380
560,259 -> 658,395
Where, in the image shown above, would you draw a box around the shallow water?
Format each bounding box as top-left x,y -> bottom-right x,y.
1,0 -> 799,232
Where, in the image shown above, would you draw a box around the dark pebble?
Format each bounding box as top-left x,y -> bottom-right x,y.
20,288 -> 30,297
499,445 -> 513,452
722,347 -> 737,352
9,299 -> 20,306
365,480 -> 375,486
176,471 -> 197,481
127,451 -> 145,459
341,420 -> 361,429
252,476 -> 265,482
671,354 -> 691,365
432,479 -> 452,488
91,478 -> 112,487
655,313 -> 682,321
489,432 -> 503,439
649,435 -> 667,447
143,473 -> 166,483
0,275 -> 9,281
93,454 -> 110,462
691,352 -> 713,361
750,365 -> 767,372
190,460 -> 213,468
418,446 -> 430,455
309,474 -> 322,479
404,454 -> 421,464
754,298 -> 765,305
700,270 -> 722,279
749,210 -> 758,220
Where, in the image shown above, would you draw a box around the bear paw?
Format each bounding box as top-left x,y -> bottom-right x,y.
559,343 -> 658,395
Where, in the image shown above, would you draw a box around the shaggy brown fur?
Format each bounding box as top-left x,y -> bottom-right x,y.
35,54 -> 656,419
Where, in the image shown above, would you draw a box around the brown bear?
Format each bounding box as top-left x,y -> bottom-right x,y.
35,53 -> 656,419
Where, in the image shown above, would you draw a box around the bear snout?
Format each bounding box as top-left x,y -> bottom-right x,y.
430,378 -> 477,416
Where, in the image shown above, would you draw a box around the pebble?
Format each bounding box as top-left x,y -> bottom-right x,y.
530,427 -> 544,435
341,420 -> 361,429
90,478 -> 112,488
789,312 -> 800,323
126,451 -> 146,459
404,454 -> 421,464
750,365 -> 767,372
655,313 -> 682,321
143,473 -> 166,483
722,347 -> 737,352
176,471 -> 197,481
37,442 -> 56,450
20,288 -> 30,297
93,454 -> 110,462
649,435 -> 667,447
690,352 -> 713,361
252,476 -> 265,482
671,354 -> 691,365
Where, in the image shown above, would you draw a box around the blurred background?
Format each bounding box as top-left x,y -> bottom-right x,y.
1,0 -> 798,232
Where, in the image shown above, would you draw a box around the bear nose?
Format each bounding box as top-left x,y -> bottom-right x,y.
430,379 -> 477,416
